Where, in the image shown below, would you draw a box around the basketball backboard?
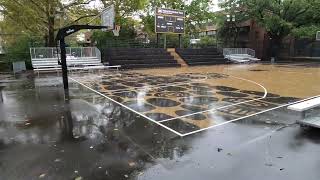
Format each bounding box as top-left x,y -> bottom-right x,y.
101,5 -> 115,31
316,31 -> 320,41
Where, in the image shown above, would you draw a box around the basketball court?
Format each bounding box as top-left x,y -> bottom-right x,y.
1,2 -> 320,179
68,62 -> 320,137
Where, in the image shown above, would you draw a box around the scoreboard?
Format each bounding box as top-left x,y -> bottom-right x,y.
155,8 -> 185,34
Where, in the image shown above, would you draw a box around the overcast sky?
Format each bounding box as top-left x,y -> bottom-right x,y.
88,0 -> 221,12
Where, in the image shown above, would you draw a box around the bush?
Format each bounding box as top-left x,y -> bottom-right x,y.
291,25 -> 320,39
2,35 -> 42,70
200,36 -> 216,47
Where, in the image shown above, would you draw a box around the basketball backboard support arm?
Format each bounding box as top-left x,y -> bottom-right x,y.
56,25 -> 108,99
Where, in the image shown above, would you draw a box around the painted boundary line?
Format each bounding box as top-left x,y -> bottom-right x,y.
181,94 -> 320,137
158,75 -> 268,122
70,77 -> 184,137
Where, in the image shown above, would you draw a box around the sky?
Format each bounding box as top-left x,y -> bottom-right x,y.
88,0 -> 221,12
87,0 -> 221,22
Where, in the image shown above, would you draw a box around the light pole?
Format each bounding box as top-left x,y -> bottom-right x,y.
226,14 -> 236,47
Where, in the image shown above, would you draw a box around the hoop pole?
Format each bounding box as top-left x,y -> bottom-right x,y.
56,25 -> 108,99
59,38 -> 69,100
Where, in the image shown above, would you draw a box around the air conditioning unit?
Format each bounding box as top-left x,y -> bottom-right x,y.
316,31 -> 320,41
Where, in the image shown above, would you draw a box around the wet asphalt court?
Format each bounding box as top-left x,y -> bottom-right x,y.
1,63 -> 320,180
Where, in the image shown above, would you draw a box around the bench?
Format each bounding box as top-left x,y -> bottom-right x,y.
287,97 -> 320,128
32,57 -> 106,75
287,97 -> 320,112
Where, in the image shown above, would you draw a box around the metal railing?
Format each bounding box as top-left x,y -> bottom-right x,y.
30,47 -> 101,60
223,48 -> 256,57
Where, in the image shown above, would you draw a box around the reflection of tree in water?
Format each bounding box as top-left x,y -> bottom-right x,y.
71,96 -> 191,159
289,128 -> 320,150
67,89 -> 193,178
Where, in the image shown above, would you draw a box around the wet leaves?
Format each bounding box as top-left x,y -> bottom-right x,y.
39,174 -> 46,178
128,161 -> 136,167
54,158 -> 61,163
75,176 -> 83,180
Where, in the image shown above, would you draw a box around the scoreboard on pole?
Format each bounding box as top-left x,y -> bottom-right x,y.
155,8 -> 185,34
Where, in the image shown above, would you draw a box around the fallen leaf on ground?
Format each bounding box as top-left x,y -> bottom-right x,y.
128,162 -> 136,167
75,176 -> 83,180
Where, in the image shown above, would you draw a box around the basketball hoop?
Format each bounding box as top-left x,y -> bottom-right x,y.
113,25 -> 121,37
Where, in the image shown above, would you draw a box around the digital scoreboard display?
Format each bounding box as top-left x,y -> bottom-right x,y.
155,8 -> 185,34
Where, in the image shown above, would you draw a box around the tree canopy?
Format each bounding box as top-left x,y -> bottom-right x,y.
220,0 -> 320,40
0,0 -> 100,46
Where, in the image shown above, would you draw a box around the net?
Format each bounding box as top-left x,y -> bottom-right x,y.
112,25 -> 121,36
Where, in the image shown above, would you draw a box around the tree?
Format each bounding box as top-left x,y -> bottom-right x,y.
99,0 -> 148,18
0,0 -> 98,47
220,0 -> 320,59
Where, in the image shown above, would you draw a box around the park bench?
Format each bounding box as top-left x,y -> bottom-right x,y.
287,97 -> 320,128
31,47 -> 119,74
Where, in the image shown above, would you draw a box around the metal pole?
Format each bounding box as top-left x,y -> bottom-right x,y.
59,38 -> 69,100
156,33 -> 160,48
178,34 -> 182,49
164,34 -> 167,49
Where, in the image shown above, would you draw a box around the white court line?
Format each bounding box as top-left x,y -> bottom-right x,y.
70,77 -> 184,137
158,75 -> 268,123
181,94 -> 320,137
